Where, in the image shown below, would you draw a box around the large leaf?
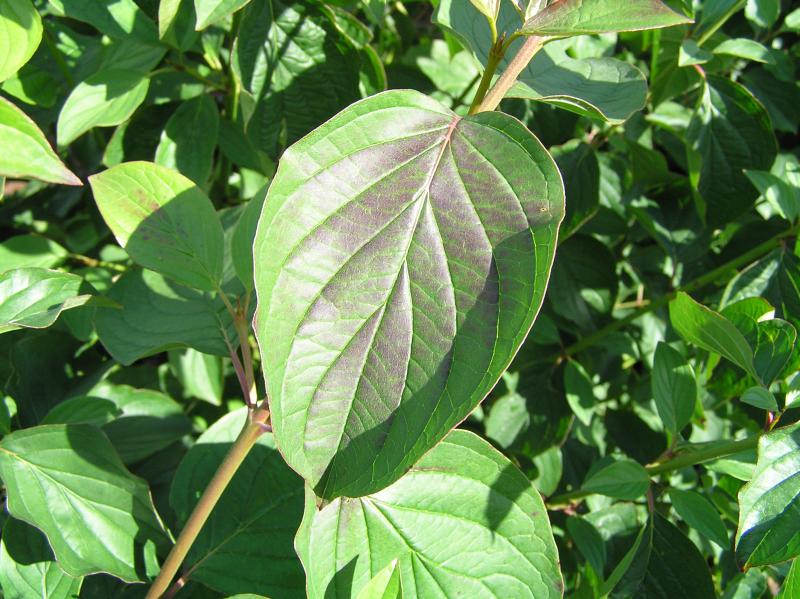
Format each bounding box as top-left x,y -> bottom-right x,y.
0,518 -> 82,599
737,422 -> 800,568
0,0 -> 42,83
520,0 -> 690,36
89,162 -> 224,292
686,75 -> 777,226
253,90 -> 564,498
194,0 -> 251,30
95,268 -> 235,365
154,95 -> 220,185
57,70 -> 150,147
170,409 -> 305,597
231,0 -> 361,158
434,0 -> 649,123
0,268 -> 93,334
295,430 -> 563,599
0,424 -> 167,581
669,292 -> 758,380
0,97 -> 80,185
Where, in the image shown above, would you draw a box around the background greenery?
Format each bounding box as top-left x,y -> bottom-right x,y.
0,0 -> 799,597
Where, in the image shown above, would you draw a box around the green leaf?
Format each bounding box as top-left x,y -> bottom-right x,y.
669,488 -> 729,548
0,424 -> 167,581
95,268 -> 235,365
485,372 -> 530,448
566,516 -> 606,575
612,514 -> 715,598
679,40 -> 713,66
565,360 -> 596,425
231,189 -> 266,291
686,75 -> 777,226
254,90 -> 564,499
89,162 -> 224,292
712,38 -> 774,64
0,0 -> 42,83
168,348 -> 223,405
154,95 -> 219,186
520,0 -> 691,36
0,235 -> 68,273
91,383 -> 192,464
741,386 -> 779,411
552,140 -> 600,237
779,559 -> 800,598
158,0 -> 198,50
737,422 -> 800,567
754,318 -> 796,386
0,268 -> 94,334
582,458 -> 650,500
356,559 -> 401,599
47,0 -> 158,43
720,297 -> 773,348
296,430 -> 563,598
194,0 -> 251,30
231,0 -> 362,158
669,292 -> 758,380
744,0 -> 779,28
41,397 -> 120,426
0,97 -> 81,185
744,170 -> 800,221
434,1 -> 649,123
57,70 -> 150,147
170,409 -> 305,597
652,342 -> 696,435
0,518 -> 82,599
722,569 -> 767,599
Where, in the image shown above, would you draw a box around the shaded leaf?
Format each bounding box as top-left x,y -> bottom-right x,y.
652,342 -> 696,434
686,76 -> 777,226
155,95 -> 220,185
669,488 -> 729,548
582,459 -> 650,500
0,424 -> 167,581
0,518 -> 82,599
95,268 -> 235,365
89,162 -> 224,292
170,409 -> 305,597
296,430 -> 563,599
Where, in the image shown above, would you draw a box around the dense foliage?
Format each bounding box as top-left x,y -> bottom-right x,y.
0,0 -> 799,597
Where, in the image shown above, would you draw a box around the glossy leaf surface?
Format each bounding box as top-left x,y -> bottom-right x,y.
0,518 -> 82,599
296,430 -> 562,598
254,90 -> 564,498
89,162 -> 224,291
194,0 -> 250,30
95,268 -> 235,365
57,70 -> 150,147
0,0 -> 42,83
0,424 -> 167,581
0,268 -> 91,333
737,422 -> 800,568
669,292 -> 758,380
0,97 -> 80,185
521,0 -> 690,36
